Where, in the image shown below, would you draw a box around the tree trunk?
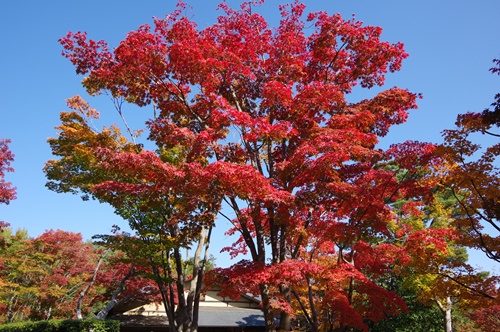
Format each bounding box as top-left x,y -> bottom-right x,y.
435,296 -> 453,332
260,284 -> 277,332
186,227 -> 208,332
159,283 -> 176,332
6,295 -> 16,323
76,255 -> 103,319
444,296 -> 453,332
164,226 -> 212,332
96,265 -> 134,319
173,245 -> 191,332
278,284 -> 292,331
193,226 -> 213,332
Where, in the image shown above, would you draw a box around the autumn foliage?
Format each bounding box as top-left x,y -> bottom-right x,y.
441,58 -> 500,264
0,139 -> 15,207
43,1 -> 496,331
0,229 -> 97,322
0,227 -> 158,323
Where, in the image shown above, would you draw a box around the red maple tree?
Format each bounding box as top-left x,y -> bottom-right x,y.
0,139 -> 15,208
0,226 -> 159,322
49,2 -> 457,331
441,58 -> 500,264
469,303 -> 500,330
0,138 -> 15,290
0,230 -> 99,321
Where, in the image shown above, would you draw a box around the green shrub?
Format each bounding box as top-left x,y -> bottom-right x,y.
59,319 -> 119,332
0,319 -> 119,332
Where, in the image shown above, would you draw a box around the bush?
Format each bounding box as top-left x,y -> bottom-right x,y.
0,319 -> 119,332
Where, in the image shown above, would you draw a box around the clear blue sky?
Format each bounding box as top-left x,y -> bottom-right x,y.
0,0 -> 499,270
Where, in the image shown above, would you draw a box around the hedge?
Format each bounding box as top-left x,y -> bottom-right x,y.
0,319 -> 120,332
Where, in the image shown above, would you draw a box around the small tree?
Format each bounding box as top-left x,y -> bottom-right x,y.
45,96 -> 219,332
